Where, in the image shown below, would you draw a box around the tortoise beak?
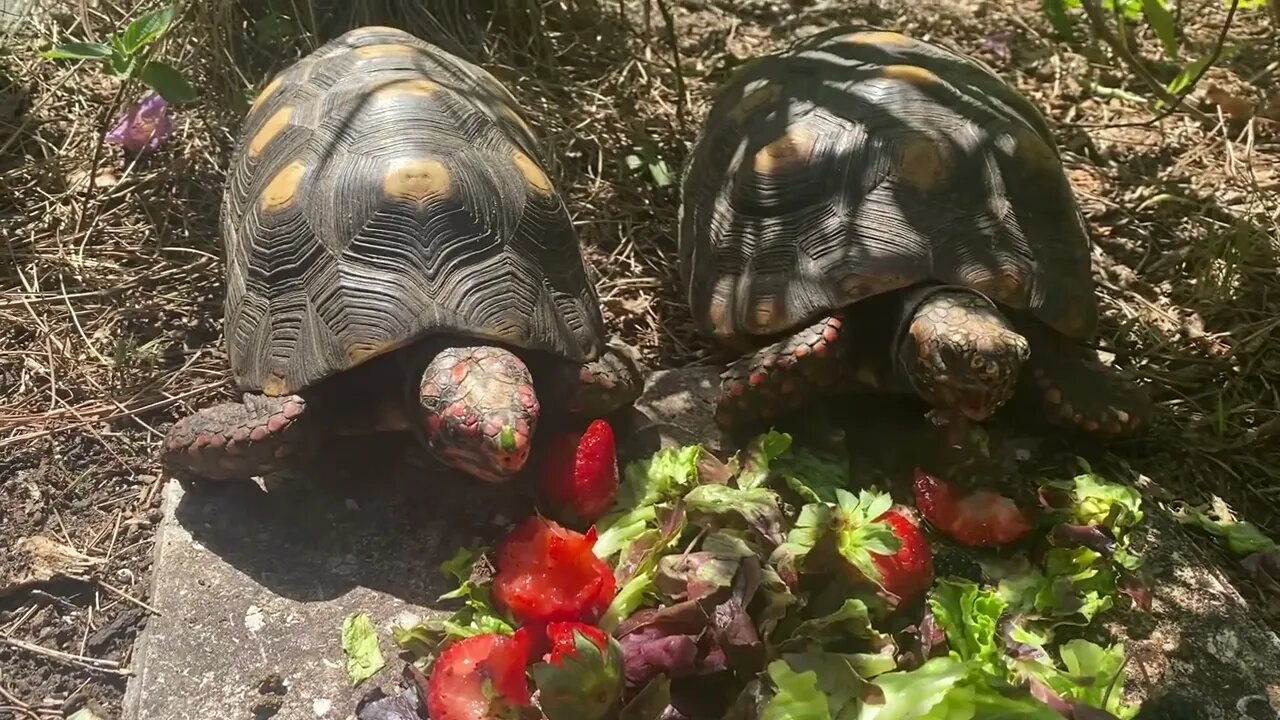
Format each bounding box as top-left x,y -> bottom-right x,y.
958,391 -> 998,422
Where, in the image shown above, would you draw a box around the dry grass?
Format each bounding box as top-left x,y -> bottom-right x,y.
0,0 -> 1277,714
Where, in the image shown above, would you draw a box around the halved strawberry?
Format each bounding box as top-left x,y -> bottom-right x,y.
532,622 -> 625,720
544,622 -> 611,665
538,419 -> 620,528
492,515 -> 617,631
912,468 -> 1033,547
425,631 -> 533,720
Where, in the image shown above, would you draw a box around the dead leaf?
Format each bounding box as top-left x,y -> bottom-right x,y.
1204,84 -> 1255,122
0,536 -> 101,598
65,167 -> 120,193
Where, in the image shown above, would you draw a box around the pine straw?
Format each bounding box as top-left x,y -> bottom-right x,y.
0,0 -> 1277,707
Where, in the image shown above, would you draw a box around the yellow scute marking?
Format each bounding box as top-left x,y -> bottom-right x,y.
727,84 -> 781,123
261,374 -> 288,397
897,136 -> 948,190
837,31 -> 914,47
513,151 -> 552,194
750,297 -> 779,331
250,75 -> 284,114
260,161 -> 307,211
880,64 -> 941,85
345,340 -> 396,365
248,106 -> 293,157
353,43 -> 422,59
753,124 -> 816,175
384,158 -> 451,202
371,79 -> 441,99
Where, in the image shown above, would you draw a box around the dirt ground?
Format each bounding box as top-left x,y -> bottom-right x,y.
1,0 -> 1277,717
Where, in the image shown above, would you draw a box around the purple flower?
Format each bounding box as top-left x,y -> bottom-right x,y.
981,31 -> 1013,63
105,92 -> 173,154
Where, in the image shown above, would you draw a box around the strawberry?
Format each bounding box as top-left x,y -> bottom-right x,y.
539,419 -> 620,528
531,622 -> 625,720
544,622 -> 611,665
912,467 -> 1033,547
869,506 -> 935,606
493,516 -> 618,631
783,489 -> 934,608
425,631 -> 534,720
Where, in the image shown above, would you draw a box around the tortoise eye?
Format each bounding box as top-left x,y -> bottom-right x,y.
971,356 -> 985,371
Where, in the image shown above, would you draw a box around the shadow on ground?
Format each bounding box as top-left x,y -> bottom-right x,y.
171,434 -> 537,606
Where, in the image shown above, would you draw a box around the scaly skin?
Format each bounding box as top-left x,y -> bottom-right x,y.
551,339 -> 646,419
163,338 -> 646,485
896,288 -> 1031,429
419,345 -> 542,483
714,312 -> 853,432
1012,317 -> 1151,438
161,393 -> 312,480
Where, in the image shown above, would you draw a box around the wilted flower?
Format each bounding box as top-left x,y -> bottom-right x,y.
981,31 -> 1013,64
105,92 -> 173,154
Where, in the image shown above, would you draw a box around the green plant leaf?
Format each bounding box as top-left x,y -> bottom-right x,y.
139,60 -> 197,102
761,659 -> 834,720
122,4 -> 178,53
927,578 -> 1008,675
43,41 -> 112,60
1139,0 -> 1179,58
340,612 -> 386,686
1041,0 -> 1077,36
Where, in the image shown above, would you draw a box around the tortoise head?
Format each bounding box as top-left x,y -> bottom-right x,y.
897,289 -> 1030,422
418,345 -> 540,483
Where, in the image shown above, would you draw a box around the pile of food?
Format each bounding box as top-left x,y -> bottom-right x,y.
352,419 -> 1150,720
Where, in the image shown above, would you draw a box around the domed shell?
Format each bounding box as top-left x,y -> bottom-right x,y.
222,26 -> 606,397
678,26 -> 1098,348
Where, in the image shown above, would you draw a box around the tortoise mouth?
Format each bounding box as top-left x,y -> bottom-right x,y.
956,389 -> 1005,422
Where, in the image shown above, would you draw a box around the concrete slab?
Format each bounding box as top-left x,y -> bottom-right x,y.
120,368 -> 727,720
119,457 -> 531,720
122,367 -> 1280,720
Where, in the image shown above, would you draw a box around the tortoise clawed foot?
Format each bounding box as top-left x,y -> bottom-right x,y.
563,338 -> 646,419
713,313 -> 852,433
1024,363 -> 1152,440
160,394 -> 310,481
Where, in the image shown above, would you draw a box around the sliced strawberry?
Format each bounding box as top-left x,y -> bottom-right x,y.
493,516 -> 617,629
912,468 -> 1033,547
870,507 -> 934,605
426,631 -> 533,720
544,622 -> 609,664
533,622 -> 624,720
539,419 -> 619,528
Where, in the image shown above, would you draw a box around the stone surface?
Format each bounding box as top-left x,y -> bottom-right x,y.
122,367 -> 1280,720
120,444 -> 534,720
119,368 -> 722,720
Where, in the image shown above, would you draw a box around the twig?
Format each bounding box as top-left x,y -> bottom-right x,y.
74,79 -> 130,235
69,574 -> 164,617
0,636 -> 133,676
1077,0 -> 1214,124
652,0 -> 686,132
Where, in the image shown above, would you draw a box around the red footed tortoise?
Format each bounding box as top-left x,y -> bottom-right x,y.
161,26 -> 643,484
677,26 -> 1152,440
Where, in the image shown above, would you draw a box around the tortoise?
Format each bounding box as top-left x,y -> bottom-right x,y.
160,26 -> 644,484
677,26 -> 1152,441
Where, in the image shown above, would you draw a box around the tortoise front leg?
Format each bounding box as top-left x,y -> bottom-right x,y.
160,393 -> 314,480
714,312 -> 855,434
552,337 -> 646,420
1014,322 -> 1152,438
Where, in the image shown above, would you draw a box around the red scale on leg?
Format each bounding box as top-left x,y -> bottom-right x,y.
714,312 -> 854,432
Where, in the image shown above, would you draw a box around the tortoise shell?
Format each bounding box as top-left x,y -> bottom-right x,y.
678,26 -> 1099,349
222,26 -> 606,397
